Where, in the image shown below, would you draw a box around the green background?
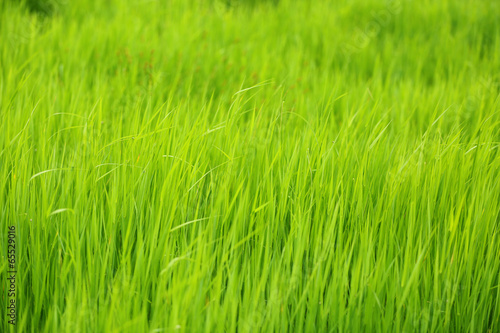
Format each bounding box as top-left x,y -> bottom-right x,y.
1,0 -> 499,331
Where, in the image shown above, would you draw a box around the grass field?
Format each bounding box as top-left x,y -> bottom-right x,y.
1,0 -> 500,331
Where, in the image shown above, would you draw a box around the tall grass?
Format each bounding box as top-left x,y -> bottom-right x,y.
1,0 -> 499,331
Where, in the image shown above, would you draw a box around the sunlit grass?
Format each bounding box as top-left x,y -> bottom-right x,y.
1,0 -> 499,331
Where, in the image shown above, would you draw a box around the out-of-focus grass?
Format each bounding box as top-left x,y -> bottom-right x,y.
1,0 -> 499,331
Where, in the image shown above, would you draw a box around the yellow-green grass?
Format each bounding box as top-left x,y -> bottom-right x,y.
1,0 -> 499,331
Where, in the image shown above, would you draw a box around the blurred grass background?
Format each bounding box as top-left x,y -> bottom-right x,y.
1,0 -> 499,332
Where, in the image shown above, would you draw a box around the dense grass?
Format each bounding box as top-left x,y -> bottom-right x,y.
1,0 -> 499,331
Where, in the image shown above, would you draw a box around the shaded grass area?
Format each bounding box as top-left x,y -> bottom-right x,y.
1,0 -> 499,331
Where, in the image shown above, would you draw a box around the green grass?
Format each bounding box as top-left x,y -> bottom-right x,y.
1,0 -> 499,331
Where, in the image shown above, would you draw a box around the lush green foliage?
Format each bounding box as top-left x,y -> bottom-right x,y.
1,0 -> 499,331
